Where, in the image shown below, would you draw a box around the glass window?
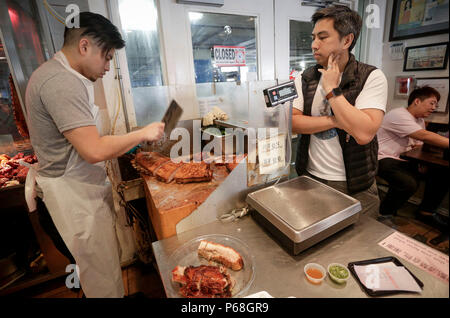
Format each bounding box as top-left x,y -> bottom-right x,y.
1,0 -> 47,105
6,0 -> 46,82
0,0 -> 44,156
0,45 -> 10,105
118,0 -> 163,87
189,12 -> 257,84
0,42 -> 15,152
0,40 -> 31,156
289,20 -> 315,74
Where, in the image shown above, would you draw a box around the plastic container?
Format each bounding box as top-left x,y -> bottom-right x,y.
327,263 -> 350,284
304,263 -> 326,284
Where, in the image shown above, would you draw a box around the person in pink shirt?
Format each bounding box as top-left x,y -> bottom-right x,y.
377,86 -> 449,229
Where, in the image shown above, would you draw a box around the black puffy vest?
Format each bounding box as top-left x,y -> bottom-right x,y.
295,54 -> 379,194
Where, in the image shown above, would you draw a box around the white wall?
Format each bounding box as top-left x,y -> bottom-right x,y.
381,0 -> 449,123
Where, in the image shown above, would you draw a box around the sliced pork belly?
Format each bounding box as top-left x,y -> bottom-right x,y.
135,152 -> 171,175
174,162 -> 213,184
154,161 -> 185,183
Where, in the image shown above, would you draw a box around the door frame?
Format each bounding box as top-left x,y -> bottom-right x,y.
274,0 -> 359,82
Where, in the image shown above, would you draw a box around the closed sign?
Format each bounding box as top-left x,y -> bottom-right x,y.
213,46 -> 246,67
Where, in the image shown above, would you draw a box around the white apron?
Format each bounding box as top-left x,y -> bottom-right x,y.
27,51 -> 124,298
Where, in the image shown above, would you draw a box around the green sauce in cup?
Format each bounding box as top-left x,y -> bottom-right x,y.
329,265 -> 349,279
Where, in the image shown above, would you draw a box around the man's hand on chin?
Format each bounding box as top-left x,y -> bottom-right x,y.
318,53 -> 341,93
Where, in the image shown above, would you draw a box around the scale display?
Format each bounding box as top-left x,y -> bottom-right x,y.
263,81 -> 298,107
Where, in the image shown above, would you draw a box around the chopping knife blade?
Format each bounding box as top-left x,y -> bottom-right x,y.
161,100 -> 183,135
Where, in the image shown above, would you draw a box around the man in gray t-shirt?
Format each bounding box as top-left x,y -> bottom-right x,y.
25,12 -> 164,298
26,58 -> 96,178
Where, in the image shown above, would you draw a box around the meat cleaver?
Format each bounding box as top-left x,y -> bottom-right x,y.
161,100 -> 183,135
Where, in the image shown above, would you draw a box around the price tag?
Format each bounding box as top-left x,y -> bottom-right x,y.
258,134 -> 286,175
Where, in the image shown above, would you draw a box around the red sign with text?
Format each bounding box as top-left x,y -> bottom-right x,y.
213,46 -> 246,67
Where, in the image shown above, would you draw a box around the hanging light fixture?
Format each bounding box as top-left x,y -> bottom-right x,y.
223,25 -> 232,35
176,0 -> 224,7
300,0 -> 348,8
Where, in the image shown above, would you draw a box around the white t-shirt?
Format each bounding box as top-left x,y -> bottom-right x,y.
377,107 -> 425,161
293,69 -> 388,181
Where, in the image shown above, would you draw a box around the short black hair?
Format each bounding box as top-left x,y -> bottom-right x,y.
311,5 -> 362,51
408,86 -> 440,106
64,12 -> 125,54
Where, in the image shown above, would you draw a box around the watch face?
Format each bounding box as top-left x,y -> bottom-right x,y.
333,88 -> 342,96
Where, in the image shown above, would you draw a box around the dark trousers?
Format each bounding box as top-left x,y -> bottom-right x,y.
378,158 -> 449,215
36,197 -> 76,265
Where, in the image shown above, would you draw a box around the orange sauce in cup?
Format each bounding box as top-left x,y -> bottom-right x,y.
306,268 -> 323,283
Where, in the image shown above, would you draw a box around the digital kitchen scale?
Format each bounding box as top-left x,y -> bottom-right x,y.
246,176 -> 361,255
262,80 -> 298,107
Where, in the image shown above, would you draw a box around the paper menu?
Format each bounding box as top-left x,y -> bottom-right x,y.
378,231 -> 449,284
353,262 -> 422,293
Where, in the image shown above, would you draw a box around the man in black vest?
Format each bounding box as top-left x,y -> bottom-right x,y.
292,5 -> 388,218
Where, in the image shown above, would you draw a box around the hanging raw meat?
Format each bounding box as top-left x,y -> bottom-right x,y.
9,74 -> 29,139
0,152 -> 37,188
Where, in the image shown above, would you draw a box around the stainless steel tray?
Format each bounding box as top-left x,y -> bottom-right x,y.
246,176 -> 361,247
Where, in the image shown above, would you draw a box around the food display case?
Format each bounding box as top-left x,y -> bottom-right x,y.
0,1 -> 71,294
0,0 -> 43,189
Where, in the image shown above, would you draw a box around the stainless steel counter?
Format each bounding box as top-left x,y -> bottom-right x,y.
152,214 -> 449,298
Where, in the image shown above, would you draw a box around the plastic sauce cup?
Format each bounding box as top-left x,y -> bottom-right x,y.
327,263 -> 350,284
304,263 -> 326,284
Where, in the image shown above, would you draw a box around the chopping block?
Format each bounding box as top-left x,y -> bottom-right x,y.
142,166 -> 229,240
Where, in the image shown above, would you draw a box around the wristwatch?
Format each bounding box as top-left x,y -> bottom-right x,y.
325,87 -> 343,100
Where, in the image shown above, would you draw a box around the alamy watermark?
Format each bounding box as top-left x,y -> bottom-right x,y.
45,2 -> 79,28
65,264 -> 80,289
54,3 -> 381,30
57,3 -> 381,30
365,4 -> 381,29
65,4 -> 80,28
167,120 -> 283,168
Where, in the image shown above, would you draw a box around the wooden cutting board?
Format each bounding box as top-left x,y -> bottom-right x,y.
142,165 -> 229,240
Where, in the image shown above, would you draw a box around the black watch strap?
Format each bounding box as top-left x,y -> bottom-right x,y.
333,87 -> 342,96
326,87 -> 342,100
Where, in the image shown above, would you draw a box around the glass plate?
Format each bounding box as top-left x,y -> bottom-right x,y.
166,234 -> 255,298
